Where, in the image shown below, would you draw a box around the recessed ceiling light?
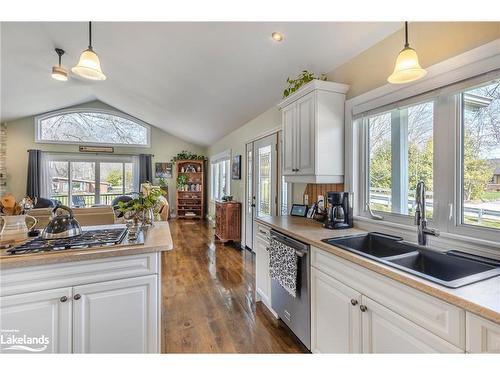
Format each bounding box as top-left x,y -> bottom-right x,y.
271,32 -> 284,42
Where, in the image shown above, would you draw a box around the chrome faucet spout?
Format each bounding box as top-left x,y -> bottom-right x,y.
415,181 -> 439,246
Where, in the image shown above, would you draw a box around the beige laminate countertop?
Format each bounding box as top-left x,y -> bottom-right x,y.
256,216 -> 500,325
0,222 -> 173,270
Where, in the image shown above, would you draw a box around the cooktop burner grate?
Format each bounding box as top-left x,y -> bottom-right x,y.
6,228 -> 128,255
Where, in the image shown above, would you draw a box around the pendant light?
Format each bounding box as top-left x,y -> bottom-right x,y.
388,22 -> 427,84
51,48 -> 68,81
72,22 -> 106,81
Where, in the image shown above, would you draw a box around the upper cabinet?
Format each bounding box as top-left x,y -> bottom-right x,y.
278,80 -> 349,183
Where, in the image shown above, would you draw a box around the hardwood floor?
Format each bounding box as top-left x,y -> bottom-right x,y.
161,219 -> 308,353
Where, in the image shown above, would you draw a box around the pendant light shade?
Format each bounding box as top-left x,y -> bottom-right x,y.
72,22 -> 106,81
388,22 -> 426,84
51,48 -> 68,81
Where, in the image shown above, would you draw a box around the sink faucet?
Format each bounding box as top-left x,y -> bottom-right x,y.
415,181 -> 439,246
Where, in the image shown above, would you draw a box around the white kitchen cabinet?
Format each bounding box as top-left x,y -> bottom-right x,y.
311,267 -> 362,353
0,253 -> 160,353
466,312 -> 500,353
361,296 -> 462,353
254,225 -> 273,311
0,287 -> 73,353
73,275 -> 157,353
278,80 -> 349,184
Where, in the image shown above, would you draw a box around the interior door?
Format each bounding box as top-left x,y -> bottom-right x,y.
0,287 -> 73,353
73,275 -> 157,353
245,142 -> 254,249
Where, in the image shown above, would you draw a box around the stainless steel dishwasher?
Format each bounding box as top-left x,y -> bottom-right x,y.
270,230 -> 310,350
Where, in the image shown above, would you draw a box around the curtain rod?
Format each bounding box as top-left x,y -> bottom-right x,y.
28,150 -> 155,157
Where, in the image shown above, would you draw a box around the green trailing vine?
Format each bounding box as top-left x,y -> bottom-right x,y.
176,175 -> 188,189
171,151 -> 206,162
283,70 -> 327,98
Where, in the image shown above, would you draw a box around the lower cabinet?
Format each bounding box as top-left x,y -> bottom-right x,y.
0,287 -> 73,353
466,312 -> 500,353
361,296 -> 462,353
255,226 -> 272,310
73,275 -> 157,353
0,253 -> 160,354
311,268 -> 361,353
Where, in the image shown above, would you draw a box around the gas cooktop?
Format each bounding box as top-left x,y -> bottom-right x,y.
6,227 -> 130,255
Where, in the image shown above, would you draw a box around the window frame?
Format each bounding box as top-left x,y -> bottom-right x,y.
210,156 -> 231,202
356,74 -> 500,244
44,153 -> 138,207
34,108 -> 151,148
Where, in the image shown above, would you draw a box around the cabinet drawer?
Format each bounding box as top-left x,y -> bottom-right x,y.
466,312 -> 500,353
1,253 -> 159,296
312,246 -> 465,349
255,223 -> 270,242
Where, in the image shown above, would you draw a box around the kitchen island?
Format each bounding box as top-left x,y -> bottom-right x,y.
256,216 -> 500,353
0,222 -> 173,353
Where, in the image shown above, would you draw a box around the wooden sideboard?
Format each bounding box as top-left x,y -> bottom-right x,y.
215,201 -> 241,244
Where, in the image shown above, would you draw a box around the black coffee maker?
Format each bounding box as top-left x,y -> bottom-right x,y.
324,192 -> 353,229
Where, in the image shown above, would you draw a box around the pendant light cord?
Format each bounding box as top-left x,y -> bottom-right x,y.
404,21 -> 409,48
88,21 -> 93,50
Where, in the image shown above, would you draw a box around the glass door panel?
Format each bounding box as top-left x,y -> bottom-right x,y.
100,162 -> 124,205
48,161 -> 69,206
71,162 -> 95,207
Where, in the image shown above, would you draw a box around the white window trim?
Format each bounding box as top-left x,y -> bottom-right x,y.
346,39 -> 500,254
210,149 -> 231,202
34,108 -> 152,148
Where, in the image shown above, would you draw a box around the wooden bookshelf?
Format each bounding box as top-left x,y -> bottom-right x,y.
175,160 -> 205,220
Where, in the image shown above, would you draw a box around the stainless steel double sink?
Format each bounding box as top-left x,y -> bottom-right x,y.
322,232 -> 500,288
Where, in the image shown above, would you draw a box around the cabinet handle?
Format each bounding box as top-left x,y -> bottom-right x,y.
60,296 -> 68,303
360,305 -> 368,312
73,294 -> 81,300
350,299 -> 358,306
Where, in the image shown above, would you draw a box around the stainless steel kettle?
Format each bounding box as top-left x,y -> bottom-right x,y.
41,204 -> 82,239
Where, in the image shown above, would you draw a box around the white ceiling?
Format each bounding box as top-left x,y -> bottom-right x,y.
1,22 -> 400,146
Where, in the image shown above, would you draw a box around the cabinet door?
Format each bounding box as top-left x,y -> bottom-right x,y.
466,312 -> 500,353
255,234 -> 271,308
0,287 -> 72,353
282,103 -> 296,175
361,296 -> 462,353
73,275 -> 158,353
311,268 -> 362,353
295,92 -> 315,175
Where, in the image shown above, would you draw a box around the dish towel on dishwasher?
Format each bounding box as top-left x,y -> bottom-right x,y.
269,237 -> 298,298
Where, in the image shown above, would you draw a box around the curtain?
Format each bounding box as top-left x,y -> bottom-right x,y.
139,154 -> 153,185
26,149 -> 42,198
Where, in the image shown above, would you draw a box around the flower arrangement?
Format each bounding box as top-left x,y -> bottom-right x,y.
0,194 -> 34,216
117,183 -> 165,226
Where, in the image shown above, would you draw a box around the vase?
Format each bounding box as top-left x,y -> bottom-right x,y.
0,214 -> 38,241
141,208 -> 155,227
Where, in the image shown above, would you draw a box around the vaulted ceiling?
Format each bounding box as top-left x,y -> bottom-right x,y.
1,22 -> 400,145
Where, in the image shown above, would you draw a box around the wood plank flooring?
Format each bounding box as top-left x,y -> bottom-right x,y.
161,219 -> 308,353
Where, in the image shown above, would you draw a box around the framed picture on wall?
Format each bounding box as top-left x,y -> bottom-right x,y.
155,162 -> 173,178
232,155 -> 241,180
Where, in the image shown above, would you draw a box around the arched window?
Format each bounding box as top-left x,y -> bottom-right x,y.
35,108 -> 151,147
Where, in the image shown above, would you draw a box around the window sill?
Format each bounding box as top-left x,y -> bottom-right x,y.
354,215 -> 500,259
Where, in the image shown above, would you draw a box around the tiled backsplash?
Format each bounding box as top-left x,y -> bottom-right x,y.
303,183 -> 344,204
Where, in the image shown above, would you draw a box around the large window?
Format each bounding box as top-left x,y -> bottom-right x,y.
359,74 -> 500,242
368,101 -> 434,218
46,155 -> 137,207
211,158 -> 230,201
35,109 -> 150,147
460,81 -> 500,230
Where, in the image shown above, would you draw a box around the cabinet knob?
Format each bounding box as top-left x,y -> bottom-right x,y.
360,305 -> 368,312
73,294 -> 81,300
350,299 -> 358,306
60,296 -> 68,303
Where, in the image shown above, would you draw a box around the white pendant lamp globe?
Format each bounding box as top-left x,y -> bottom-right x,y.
51,48 -> 68,81
72,22 -> 106,81
388,22 -> 427,84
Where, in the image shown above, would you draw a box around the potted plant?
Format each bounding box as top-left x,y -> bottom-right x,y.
176,175 -> 188,191
283,70 -> 327,98
117,183 -> 165,227
171,151 -> 206,162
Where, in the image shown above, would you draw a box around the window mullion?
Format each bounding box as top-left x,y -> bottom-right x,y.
391,109 -> 409,215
